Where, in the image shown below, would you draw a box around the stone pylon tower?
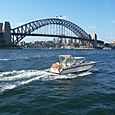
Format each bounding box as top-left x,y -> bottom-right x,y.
3,21 -> 12,45
91,33 -> 97,48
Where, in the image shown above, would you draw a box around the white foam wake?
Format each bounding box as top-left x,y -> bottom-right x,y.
0,58 -> 11,61
0,69 -> 92,93
0,55 -> 41,61
0,70 -> 45,81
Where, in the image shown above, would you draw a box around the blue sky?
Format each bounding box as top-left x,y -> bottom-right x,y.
0,0 -> 115,42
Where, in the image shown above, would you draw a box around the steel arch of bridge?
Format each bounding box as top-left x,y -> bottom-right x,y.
11,18 -> 91,44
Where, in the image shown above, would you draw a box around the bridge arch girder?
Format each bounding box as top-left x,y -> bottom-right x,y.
11,18 -> 90,44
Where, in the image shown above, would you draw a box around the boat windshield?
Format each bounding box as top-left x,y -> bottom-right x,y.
59,55 -> 85,66
59,55 -> 75,64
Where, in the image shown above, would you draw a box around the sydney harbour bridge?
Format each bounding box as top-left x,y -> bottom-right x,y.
0,18 -> 104,48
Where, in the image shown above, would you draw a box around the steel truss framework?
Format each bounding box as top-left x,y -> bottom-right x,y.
11,18 -> 91,44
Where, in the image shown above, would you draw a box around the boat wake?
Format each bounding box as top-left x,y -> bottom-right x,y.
0,69 -> 92,94
0,55 -> 41,61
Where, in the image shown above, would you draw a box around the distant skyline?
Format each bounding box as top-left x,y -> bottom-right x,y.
0,0 -> 115,43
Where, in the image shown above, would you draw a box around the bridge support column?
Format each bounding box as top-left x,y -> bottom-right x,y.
3,21 -> 12,45
92,33 -> 97,48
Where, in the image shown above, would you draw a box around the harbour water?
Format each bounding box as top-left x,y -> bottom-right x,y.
0,49 -> 115,115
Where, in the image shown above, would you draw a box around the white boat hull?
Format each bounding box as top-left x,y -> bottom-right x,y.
50,55 -> 96,75
60,62 -> 95,74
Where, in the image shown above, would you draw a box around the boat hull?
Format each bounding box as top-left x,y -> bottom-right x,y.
60,62 -> 95,74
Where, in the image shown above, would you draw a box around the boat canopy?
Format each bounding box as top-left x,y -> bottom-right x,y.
59,55 -> 72,59
59,55 -> 85,60
74,57 -> 85,59
59,55 -> 73,64
59,55 -> 85,65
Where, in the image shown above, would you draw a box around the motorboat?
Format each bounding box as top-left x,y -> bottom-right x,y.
50,55 -> 96,74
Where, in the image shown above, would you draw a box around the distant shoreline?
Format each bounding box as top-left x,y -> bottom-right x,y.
0,47 -> 113,50
0,44 -> 114,50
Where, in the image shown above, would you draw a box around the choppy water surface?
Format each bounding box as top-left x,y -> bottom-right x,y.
0,49 -> 115,115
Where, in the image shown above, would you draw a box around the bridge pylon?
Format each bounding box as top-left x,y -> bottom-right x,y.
0,21 -> 12,46
3,21 -> 12,45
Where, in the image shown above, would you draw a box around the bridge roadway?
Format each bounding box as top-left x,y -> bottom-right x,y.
11,32 -> 95,42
